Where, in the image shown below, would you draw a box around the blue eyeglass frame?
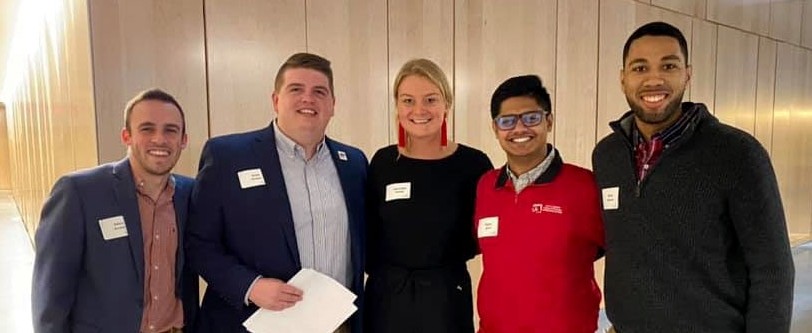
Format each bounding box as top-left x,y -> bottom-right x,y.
493,110 -> 549,130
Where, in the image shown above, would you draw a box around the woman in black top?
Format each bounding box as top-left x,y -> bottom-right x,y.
364,58 -> 493,333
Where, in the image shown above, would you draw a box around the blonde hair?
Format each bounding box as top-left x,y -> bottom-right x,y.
393,58 -> 452,109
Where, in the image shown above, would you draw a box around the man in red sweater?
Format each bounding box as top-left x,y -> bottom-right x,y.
474,75 -> 605,333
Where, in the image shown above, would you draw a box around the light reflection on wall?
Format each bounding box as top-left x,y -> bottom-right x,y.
1,0 -> 63,106
1,0 -> 96,239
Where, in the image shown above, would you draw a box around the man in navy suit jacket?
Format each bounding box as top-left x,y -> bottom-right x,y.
32,89 -> 198,333
188,53 -> 367,333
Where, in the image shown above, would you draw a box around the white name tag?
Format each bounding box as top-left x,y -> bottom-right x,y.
238,168 -> 266,189
477,216 -> 499,238
99,215 -> 128,240
385,182 -> 411,201
602,187 -> 619,210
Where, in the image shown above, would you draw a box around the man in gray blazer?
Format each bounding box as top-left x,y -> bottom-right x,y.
32,89 -> 198,333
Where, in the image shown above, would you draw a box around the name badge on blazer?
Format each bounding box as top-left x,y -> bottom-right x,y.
99,215 -> 128,240
238,168 -> 266,189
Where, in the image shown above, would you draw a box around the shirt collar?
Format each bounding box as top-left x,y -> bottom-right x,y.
632,103 -> 701,147
273,120 -> 327,160
495,144 -> 563,188
134,174 -> 176,199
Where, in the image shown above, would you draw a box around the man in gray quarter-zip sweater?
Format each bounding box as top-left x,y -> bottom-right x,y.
592,21 -> 794,333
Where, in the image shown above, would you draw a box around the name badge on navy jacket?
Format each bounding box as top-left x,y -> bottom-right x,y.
238,168 -> 266,189
99,215 -> 128,240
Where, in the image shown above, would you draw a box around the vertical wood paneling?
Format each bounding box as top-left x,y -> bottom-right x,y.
597,0 -> 637,140
388,0 -> 454,144
773,44 -> 812,234
803,0 -> 812,48
652,0 -> 707,18
0,104 -> 10,190
556,0 -> 599,169
89,0 -> 208,177
714,26 -> 758,134
771,0 -> 804,44
803,49 -> 812,234
205,0 -> 305,138
707,0 -> 770,35
306,0 -> 389,157
689,19 -> 717,109
455,0 -> 557,167
66,0 -> 98,171
5,0 -> 96,238
754,37 -> 777,153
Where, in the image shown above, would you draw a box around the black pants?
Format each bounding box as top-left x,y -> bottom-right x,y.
363,264 -> 474,333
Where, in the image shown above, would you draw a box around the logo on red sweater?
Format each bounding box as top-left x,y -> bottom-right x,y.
532,203 -> 563,214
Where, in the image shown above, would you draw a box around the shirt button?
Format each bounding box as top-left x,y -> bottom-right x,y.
153,295 -> 159,300
154,265 -> 159,270
149,324 -> 155,330
155,234 -> 160,240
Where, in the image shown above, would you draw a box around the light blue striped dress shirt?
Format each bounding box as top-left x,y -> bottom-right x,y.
273,121 -> 351,288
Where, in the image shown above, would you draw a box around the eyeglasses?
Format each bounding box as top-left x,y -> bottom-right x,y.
493,110 -> 549,130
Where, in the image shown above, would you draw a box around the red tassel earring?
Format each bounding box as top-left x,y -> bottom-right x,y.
440,118 -> 448,147
398,124 -> 407,148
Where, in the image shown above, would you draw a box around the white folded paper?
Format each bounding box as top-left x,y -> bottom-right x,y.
243,268 -> 357,333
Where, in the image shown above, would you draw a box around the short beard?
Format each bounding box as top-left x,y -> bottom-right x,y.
627,91 -> 685,125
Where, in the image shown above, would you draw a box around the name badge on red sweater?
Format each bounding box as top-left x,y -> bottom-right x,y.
478,217 -> 499,238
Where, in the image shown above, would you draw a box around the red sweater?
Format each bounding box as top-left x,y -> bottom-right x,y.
474,158 -> 604,333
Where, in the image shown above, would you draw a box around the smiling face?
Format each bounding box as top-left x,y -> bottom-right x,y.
122,99 -> 187,178
273,67 -> 335,141
493,95 -> 552,163
621,35 -> 692,134
396,74 -> 447,142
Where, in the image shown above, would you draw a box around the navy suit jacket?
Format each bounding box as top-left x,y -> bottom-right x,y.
188,124 -> 367,333
32,158 -> 199,333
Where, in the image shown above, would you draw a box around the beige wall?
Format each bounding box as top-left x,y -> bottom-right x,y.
3,0 -> 97,237
0,103 -> 11,190
88,0 -> 209,177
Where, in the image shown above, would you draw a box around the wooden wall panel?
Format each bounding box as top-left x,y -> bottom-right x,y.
689,19 -> 717,110
597,0 -> 638,140
65,0 -> 98,171
0,104 -> 11,190
706,0 -> 770,35
455,0 -> 557,167
803,0 -> 812,48
306,0 -> 389,157
89,0 -> 208,177
770,0 -> 804,44
388,0 -> 454,145
652,0 -> 707,18
714,26 -> 758,134
555,0 -> 599,169
773,44 -> 812,234
754,37 -> 777,153
5,0 -> 96,238
205,0 -> 305,137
